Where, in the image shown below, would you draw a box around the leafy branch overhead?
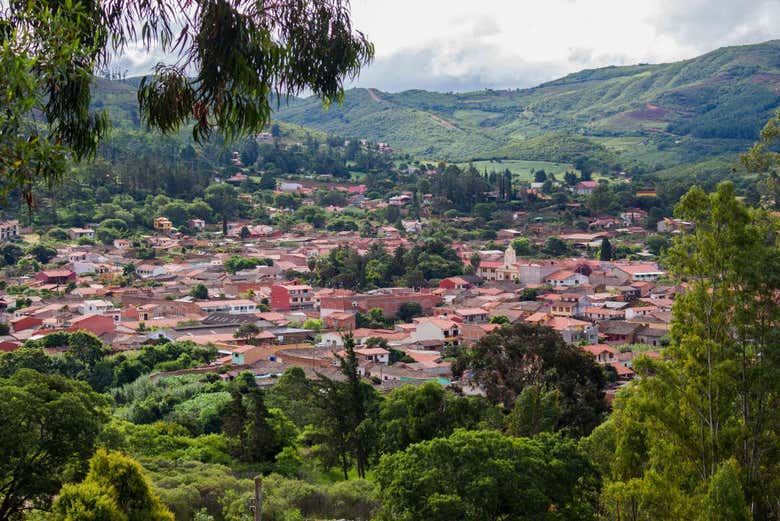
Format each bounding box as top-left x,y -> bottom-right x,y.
0,0 -> 373,201
133,0 -> 374,141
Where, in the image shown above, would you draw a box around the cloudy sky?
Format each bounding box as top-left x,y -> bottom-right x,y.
116,0 -> 780,93
345,0 -> 780,91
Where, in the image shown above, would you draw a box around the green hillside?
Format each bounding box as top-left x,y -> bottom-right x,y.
91,79 -> 329,145
273,40 -> 780,163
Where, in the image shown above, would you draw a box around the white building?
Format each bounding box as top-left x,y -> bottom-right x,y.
0,220 -> 19,242
195,299 -> 258,315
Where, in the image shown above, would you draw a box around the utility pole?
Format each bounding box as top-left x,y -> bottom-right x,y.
253,475 -> 263,521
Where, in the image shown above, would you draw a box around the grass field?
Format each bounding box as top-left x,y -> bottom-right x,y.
454,159 -> 575,181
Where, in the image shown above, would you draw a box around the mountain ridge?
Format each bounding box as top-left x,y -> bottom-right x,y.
273,39 -> 780,163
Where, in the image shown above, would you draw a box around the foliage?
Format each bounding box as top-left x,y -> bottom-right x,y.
224,256 -> 273,275
140,458 -> 251,521
599,237 -> 613,261
453,323 -> 607,435
375,430 -> 600,521
1,0 -> 373,202
100,419 -> 231,466
276,41 -> 780,162
378,382 -> 501,454
396,302 -> 423,323
53,449 -> 174,521
309,241 -> 462,290
26,243 -> 58,263
221,390 -> 297,466
504,386 -> 561,437
307,334 -> 380,479
264,367 -> 318,429
233,323 -> 261,344
189,284 -> 209,300
0,370 -> 109,520
592,183 -> 780,518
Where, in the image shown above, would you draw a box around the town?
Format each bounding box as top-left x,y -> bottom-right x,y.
3,3 -> 780,518
0,163 -> 684,400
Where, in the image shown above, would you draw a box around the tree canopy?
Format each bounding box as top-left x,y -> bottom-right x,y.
53,449 -> 174,521
0,370 -> 109,520
375,430 -> 600,521
588,182 -> 780,519
454,322 -> 607,436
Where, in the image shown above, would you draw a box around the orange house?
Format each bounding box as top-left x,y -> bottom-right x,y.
67,314 -> 115,336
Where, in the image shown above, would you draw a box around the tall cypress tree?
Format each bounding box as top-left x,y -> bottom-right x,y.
221,391 -> 248,460
599,238 -> 613,261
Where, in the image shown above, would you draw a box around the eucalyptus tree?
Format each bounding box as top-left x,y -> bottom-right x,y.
0,0 -> 373,204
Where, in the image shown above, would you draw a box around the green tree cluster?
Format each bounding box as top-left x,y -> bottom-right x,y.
588,182 -> 780,518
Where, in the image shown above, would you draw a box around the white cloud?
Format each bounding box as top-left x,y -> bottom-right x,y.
347,0 -> 780,91
114,0 -> 780,91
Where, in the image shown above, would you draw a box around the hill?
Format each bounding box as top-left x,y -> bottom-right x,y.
273,40 -> 780,164
91,78 -> 329,145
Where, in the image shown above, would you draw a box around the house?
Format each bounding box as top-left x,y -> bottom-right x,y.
496,229 -> 524,240
582,344 -> 619,364
280,182 -> 303,192
611,361 -> 635,381
550,301 -> 578,317
439,277 -> 472,290
35,270 -> 76,285
401,220 -> 422,233
0,220 -> 19,242
625,305 -> 658,320
656,218 -> 693,234
189,219 -> 206,231
411,317 -> 461,345
72,261 -> 112,276
476,260 -> 505,281
388,193 -> 412,206
67,314 -> 115,336
636,326 -> 667,347
454,308 -> 489,324
525,313 -> 599,344
270,284 -> 314,311
0,339 -> 21,352
584,307 -> 625,321
231,345 -> 270,365
68,227 -> 95,241
153,217 -> 174,232
323,311 -> 357,330
354,347 -> 390,365
79,299 -> 113,315
11,316 -> 44,332
226,173 -> 248,185
459,322 -> 500,345
588,217 -> 621,230
543,270 -> 589,288
136,264 -> 168,278
598,320 -> 643,344
612,264 -> 665,282
319,288 -> 441,318
620,209 -> 647,226
575,180 -> 599,195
